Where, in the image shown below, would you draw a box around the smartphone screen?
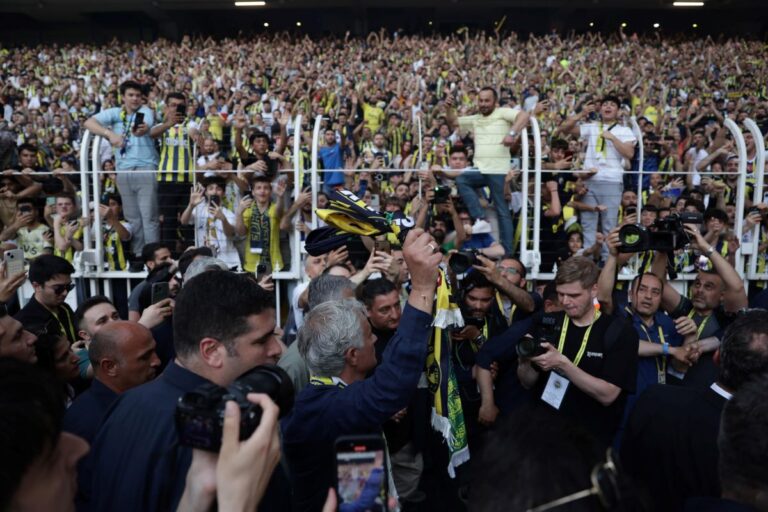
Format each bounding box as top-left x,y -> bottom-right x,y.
335,436 -> 388,511
133,112 -> 145,129
209,195 -> 221,207
151,282 -> 170,305
374,240 -> 391,254
176,104 -> 186,116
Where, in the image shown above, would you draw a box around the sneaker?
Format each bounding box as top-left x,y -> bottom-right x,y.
471,218 -> 492,234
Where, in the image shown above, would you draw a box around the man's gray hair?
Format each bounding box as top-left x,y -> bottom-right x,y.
184,256 -> 230,282
308,274 -> 355,311
298,298 -> 366,377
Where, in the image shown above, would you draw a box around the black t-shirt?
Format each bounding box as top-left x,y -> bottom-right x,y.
530,311 -> 639,446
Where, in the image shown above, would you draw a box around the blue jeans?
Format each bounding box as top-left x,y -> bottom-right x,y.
456,170 -> 514,255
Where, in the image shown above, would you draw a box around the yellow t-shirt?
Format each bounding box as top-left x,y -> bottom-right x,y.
458,107 -> 521,174
206,114 -> 224,141
241,204 -> 283,273
362,103 -> 385,133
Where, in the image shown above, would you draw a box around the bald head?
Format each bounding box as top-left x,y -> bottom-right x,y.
89,321 -> 160,394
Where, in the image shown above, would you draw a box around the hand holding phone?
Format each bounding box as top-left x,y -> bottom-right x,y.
335,436 -> 389,511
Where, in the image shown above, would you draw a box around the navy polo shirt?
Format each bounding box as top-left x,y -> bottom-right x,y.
63,378 -> 118,444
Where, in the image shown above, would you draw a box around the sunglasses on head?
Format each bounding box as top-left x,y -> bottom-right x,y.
48,283 -> 75,295
527,449 -> 620,512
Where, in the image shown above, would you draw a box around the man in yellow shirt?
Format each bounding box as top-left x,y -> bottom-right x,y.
235,175 -> 286,274
446,87 -> 529,255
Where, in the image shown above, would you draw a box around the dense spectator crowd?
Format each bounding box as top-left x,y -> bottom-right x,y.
1,28 -> 768,512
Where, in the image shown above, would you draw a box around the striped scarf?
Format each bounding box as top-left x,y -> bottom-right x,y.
425,268 -> 469,478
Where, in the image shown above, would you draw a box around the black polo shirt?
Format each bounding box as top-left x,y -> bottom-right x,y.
14,296 -> 77,343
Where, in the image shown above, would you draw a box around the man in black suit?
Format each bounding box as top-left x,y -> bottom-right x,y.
685,373 -> 768,512
622,310 -> 768,512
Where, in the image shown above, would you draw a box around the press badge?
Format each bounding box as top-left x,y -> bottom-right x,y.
541,372 -> 569,410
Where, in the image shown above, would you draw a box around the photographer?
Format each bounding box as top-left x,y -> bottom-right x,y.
282,228 -> 442,512
516,256 -> 638,447
559,96 -> 637,259
650,224 -> 748,389
598,228 -> 700,411
87,271 -> 286,512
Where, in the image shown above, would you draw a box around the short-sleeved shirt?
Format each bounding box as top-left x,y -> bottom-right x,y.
529,311 -> 639,446
458,107 -> 521,174
188,202 -> 240,269
318,144 -> 345,187
15,223 -> 52,261
93,106 -> 159,170
580,122 -> 637,182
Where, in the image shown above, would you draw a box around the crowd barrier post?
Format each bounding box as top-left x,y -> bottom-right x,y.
745,119 -> 767,281
310,115 -> 323,235
529,116 -> 543,277
90,135 -> 104,275
416,115 -> 423,196
518,126 -> 533,271
724,118 -> 749,282
630,116 -> 645,211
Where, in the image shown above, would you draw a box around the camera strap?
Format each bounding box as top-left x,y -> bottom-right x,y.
688,309 -> 711,340
557,309 -> 601,367
636,317 -> 668,384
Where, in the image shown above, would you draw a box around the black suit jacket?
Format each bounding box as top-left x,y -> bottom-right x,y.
621,383 -> 727,512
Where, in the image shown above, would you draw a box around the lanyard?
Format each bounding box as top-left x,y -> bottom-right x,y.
638,321 -> 667,376
495,292 -> 518,324
688,309 -> 711,339
557,309 -> 601,367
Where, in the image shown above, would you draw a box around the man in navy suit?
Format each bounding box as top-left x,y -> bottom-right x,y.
622,310 -> 768,512
63,321 -> 159,443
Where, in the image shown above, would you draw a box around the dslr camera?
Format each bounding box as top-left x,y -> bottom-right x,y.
618,212 -> 703,253
432,185 -> 451,204
516,312 -> 560,359
176,365 -> 294,452
449,249 -> 479,275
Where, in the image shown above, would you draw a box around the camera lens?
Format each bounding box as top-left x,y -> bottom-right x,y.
449,251 -> 477,275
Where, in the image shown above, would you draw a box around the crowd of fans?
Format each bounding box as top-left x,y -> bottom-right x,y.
1,27 -> 768,512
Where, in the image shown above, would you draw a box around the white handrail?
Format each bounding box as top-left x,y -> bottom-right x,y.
519,127 -> 531,269
744,119 -> 767,280
90,135 -> 104,273
530,117 -> 543,276
310,115 -> 323,237
272,114 -> 303,281
724,118 -> 748,281
629,116 -> 644,211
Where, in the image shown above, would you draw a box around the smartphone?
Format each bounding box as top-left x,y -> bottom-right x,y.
176,103 -> 186,116
18,204 -> 32,214
133,111 -> 145,129
209,195 -> 221,207
151,282 -> 170,305
4,249 -> 25,277
624,206 -> 637,218
374,240 -> 391,254
255,263 -> 267,280
46,196 -> 56,207
370,194 -> 380,210
335,435 -> 389,511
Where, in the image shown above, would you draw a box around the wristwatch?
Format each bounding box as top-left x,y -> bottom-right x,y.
705,245 -> 716,257
508,129 -> 518,138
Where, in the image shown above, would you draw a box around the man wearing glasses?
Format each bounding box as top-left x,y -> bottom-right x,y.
14,254 -> 77,343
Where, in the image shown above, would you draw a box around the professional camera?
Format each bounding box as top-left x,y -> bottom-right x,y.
516,312 -> 559,359
449,250 -> 479,275
618,212 -> 703,253
176,365 -> 294,452
433,185 -> 451,204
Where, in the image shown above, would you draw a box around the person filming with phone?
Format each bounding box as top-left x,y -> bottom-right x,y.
84,80 -> 159,257
180,175 -> 239,270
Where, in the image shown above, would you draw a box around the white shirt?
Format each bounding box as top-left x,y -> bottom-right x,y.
710,382 -> 733,401
188,202 -> 240,269
581,122 -> 637,183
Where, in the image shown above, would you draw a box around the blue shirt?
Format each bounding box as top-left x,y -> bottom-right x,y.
281,304 -> 433,512
318,144 -> 345,186
86,362 -> 207,512
461,233 -> 495,251
618,304 -> 683,395
93,106 -> 158,170
63,378 -> 117,444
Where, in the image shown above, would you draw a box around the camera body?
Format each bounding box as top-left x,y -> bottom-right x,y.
618,212 -> 703,253
433,185 -> 451,204
449,250 -> 479,275
516,312 -> 560,359
176,365 -> 294,452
